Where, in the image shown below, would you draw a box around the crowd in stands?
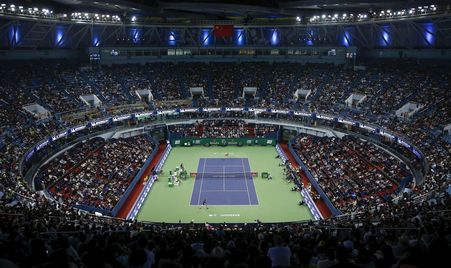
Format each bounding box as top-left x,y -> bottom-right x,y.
260,63 -> 301,109
148,63 -> 183,101
34,137 -> 106,190
85,67 -> 131,105
169,120 -> 278,139
0,59 -> 449,267
36,135 -> 154,211
0,183 -> 449,268
201,120 -> 250,138
1,61 -> 449,119
255,124 -> 278,138
210,63 -> 242,107
293,134 -> 411,214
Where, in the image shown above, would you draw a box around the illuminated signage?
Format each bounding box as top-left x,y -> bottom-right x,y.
70,125 -> 86,133
51,132 -> 67,141
135,112 -> 153,118
112,115 -> 132,122
91,119 -> 109,127
36,140 -> 49,151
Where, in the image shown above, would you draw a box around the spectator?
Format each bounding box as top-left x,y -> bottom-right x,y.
267,236 -> 292,268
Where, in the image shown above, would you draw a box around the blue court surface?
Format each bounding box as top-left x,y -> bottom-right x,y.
190,158 -> 259,206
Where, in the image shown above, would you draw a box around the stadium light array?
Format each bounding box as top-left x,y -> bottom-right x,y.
0,3 -> 54,17
375,5 -> 438,18
0,3 -> 123,23
0,2 -> 441,25
307,3 -> 439,24
70,12 -> 121,22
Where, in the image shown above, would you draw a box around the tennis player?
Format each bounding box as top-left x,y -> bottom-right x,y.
199,198 -> 208,209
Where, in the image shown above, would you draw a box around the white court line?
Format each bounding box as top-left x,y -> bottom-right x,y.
196,158 -> 207,206
188,204 -> 259,206
246,158 -> 261,205
201,190 -> 250,192
200,164 -> 246,167
241,158 -> 252,205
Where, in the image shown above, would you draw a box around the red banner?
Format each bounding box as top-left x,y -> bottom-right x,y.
213,25 -> 234,37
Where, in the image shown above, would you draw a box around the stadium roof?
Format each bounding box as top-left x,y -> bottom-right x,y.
25,0 -> 451,19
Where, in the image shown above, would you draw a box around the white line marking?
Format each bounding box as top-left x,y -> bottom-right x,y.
197,158 -> 206,206
242,158 -> 252,205
246,158 -> 260,205
188,204 -> 259,206
200,165 -> 245,167
201,190 -> 250,192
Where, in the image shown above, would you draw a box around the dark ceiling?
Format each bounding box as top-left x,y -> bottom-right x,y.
15,0 -> 449,19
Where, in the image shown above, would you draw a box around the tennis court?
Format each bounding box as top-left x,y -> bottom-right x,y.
136,146 -> 313,223
190,158 -> 259,206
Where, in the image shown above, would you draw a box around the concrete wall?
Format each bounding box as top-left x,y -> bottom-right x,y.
0,49 -> 84,60
362,49 -> 451,60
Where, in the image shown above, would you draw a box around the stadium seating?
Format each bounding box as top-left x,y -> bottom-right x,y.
0,60 -> 449,268
292,134 -> 410,214
169,120 -> 278,139
36,136 -> 155,211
